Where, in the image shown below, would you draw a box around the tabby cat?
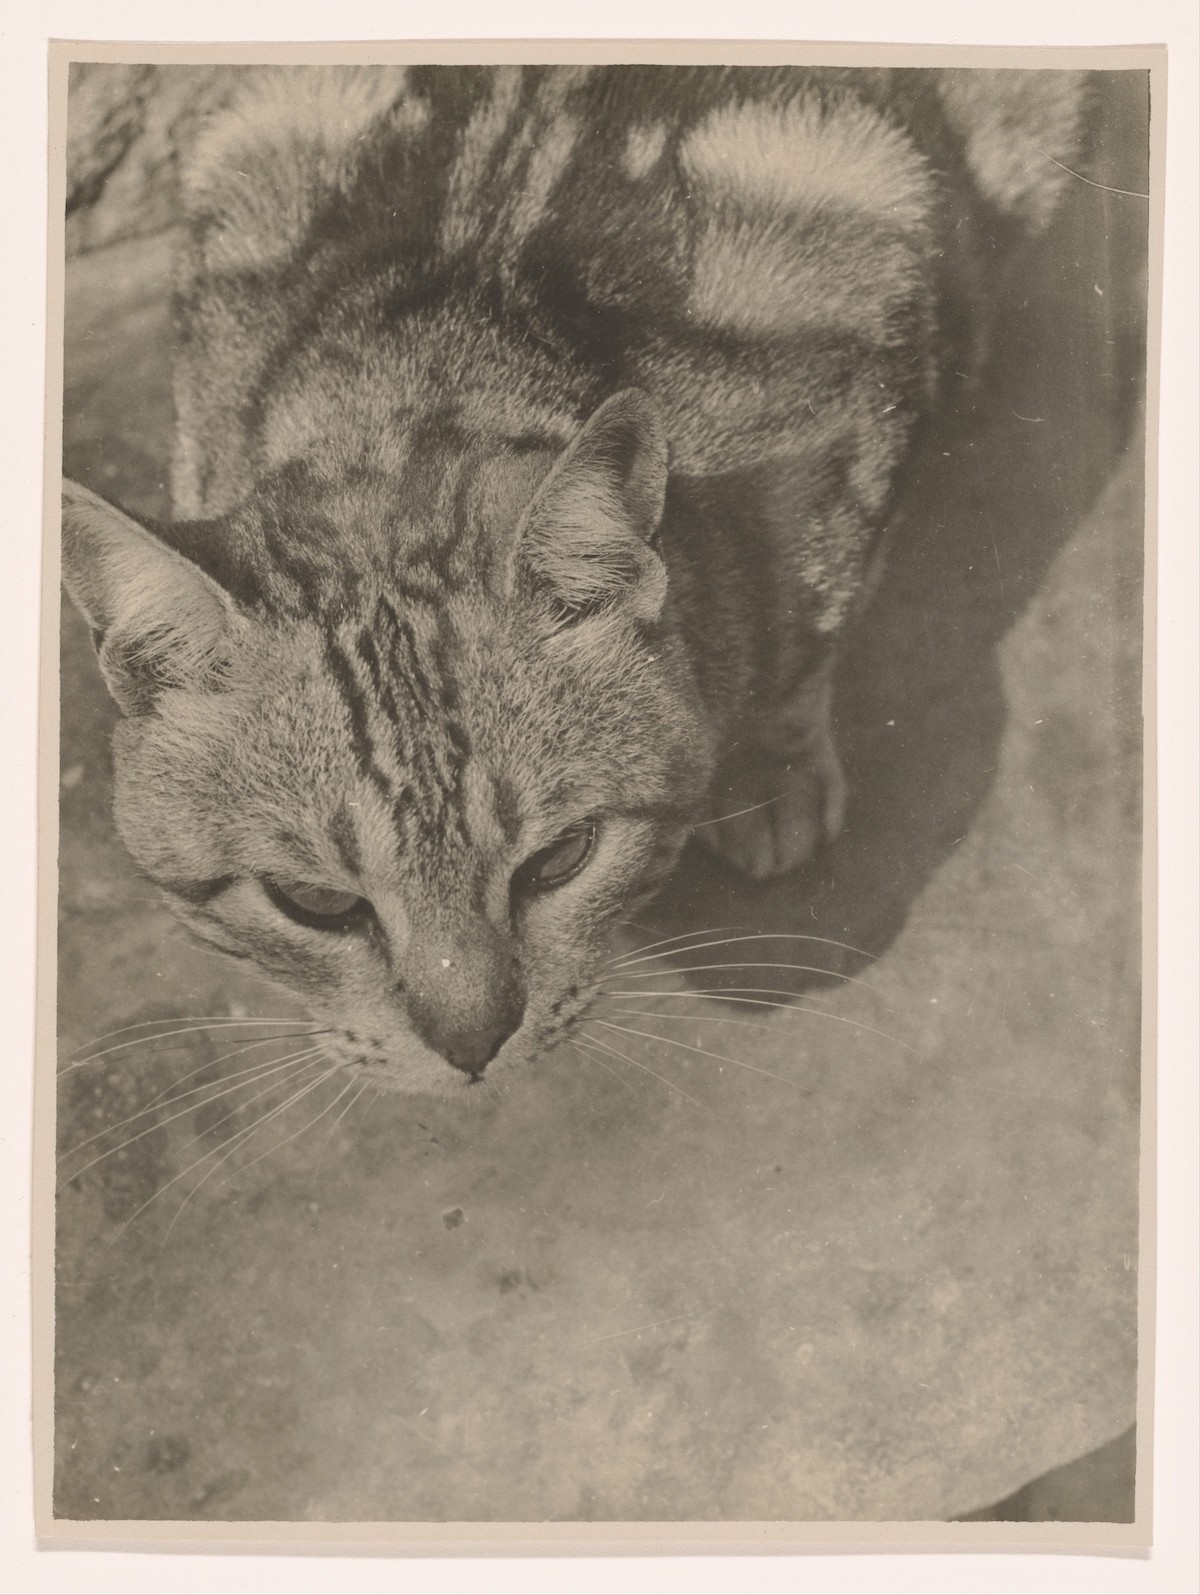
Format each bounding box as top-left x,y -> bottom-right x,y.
61,65 -> 1084,1094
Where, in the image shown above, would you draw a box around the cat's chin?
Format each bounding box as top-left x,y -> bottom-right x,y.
350,1060 -> 492,1099
351,1050 -> 526,1100
372,1075 -> 489,1101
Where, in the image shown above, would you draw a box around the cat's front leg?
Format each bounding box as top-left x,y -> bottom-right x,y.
697,657 -> 846,880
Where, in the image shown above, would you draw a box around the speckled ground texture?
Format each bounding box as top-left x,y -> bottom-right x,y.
53,73 -> 1147,1523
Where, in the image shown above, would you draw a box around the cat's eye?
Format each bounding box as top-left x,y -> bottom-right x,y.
263,878 -> 368,929
514,821 -> 598,894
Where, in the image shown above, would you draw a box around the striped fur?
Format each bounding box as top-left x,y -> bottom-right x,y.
63,65 -> 1085,1093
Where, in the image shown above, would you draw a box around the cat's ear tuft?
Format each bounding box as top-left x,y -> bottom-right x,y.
61,478 -> 242,716
518,389 -> 669,624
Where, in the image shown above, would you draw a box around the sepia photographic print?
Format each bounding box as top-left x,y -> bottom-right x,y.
39,40 -> 1159,1548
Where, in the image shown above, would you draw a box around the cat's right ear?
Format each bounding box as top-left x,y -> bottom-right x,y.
516,389 -> 669,626
61,478 -> 242,716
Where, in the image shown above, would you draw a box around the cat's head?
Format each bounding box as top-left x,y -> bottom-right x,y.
62,391 -> 714,1095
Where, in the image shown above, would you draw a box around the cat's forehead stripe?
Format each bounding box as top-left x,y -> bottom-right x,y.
322,629 -> 402,807
320,601 -> 493,870
244,425 -> 533,616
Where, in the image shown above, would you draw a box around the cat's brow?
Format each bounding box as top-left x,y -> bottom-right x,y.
328,799 -> 364,876
141,872 -> 235,905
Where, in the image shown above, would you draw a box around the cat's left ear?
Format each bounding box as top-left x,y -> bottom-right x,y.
61,478 -> 243,716
517,388 -> 669,624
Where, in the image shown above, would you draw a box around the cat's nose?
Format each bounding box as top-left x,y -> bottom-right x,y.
437,1014 -> 520,1077
403,924 -> 524,1077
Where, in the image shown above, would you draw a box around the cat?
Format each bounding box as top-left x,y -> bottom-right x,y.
61,64 -> 1086,1095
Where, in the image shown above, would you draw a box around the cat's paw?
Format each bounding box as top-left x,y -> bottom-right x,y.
696,747 -> 846,881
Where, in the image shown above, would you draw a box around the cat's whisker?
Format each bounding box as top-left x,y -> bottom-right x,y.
598,988 -> 916,1053
174,1047 -> 332,1152
63,1014 -> 313,1054
106,1062 -> 337,1246
58,1048 -> 330,1190
609,1004 -> 810,1039
59,1052 -> 326,1193
156,1067 -> 344,1249
360,1081 -> 385,1115
607,1004 -> 881,1063
571,1037 -> 648,1094
689,791 -> 791,827
612,923 -> 747,959
592,1016 -> 813,1093
568,1039 -> 637,1093
62,1030 -> 312,1076
612,958 -> 889,1003
134,1032 -> 330,1116
315,1078 -> 370,1168
576,1027 -> 704,1108
62,1015 -> 318,1058
60,1019 -> 325,1073
482,1075 -> 514,1108
224,1071 -> 352,1186
610,930 -> 878,969
59,1035 -> 332,1163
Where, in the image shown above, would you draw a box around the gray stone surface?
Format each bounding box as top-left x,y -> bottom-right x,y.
65,64 -> 237,256
54,75 -> 1146,1522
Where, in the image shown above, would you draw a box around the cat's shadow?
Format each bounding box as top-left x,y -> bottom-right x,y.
646,103 -> 1148,994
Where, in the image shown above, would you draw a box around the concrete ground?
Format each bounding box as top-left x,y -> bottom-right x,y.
53,80 -> 1146,1523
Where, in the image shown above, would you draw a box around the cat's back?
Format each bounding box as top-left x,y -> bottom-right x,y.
178,64 -> 1084,266
171,64 -> 1086,517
